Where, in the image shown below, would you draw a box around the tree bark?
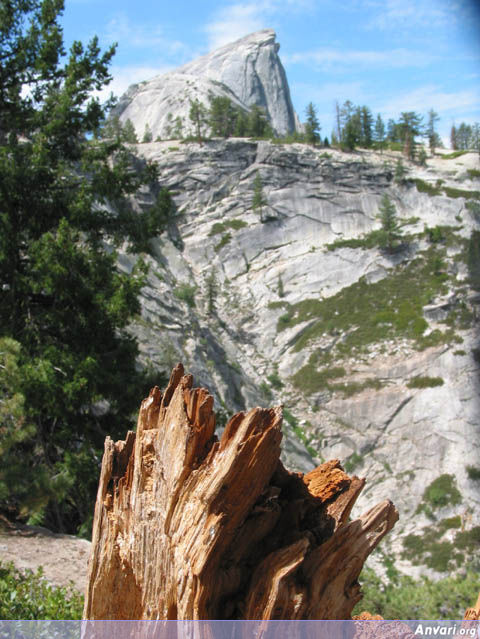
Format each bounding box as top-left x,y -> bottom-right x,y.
464,591 -> 480,620
84,364 -> 398,620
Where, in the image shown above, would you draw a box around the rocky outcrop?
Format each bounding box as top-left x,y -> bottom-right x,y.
114,30 -> 300,139
119,140 -> 480,577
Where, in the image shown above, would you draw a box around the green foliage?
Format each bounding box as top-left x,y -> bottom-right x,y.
0,0 -> 171,533
142,123 -> 153,143
252,171 -> 267,218
344,451 -> 363,473
443,186 -> 480,200
466,230 -> 480,290
0,561 -> 83,619
466,465 -> 480,480
291,361 -> 346,395
278,247 -> 458,365
377,194 -> 404,252
189,98 -> 208,143
423,474 -> 462,509
174,283 -> 196,308
426,109 -> 441,154
208,95 -> 238,138
259,381 -> 273,400
282,408 -> 317,457
214,232 -> 232,252
440,150 -> 469,159
414,178 -> 442,196
205,269 -> 218,316
267,371 -> 284,390
394,158 -> 407,184
354,566 -> 480,619
325,230 -> 382,251
467,169 -> 480,179
407,376 -> 444,389
277,274 -> 285,298
304,102 -> 321,145
417,146 -> 427,166
208,220 -> 247,236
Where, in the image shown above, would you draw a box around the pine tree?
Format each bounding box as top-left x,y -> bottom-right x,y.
304,102 -> 321,145
189,99 -> 208,144
394,158 -> 407,185
360,106 -> 374,147
450,124 -> 458,150
0,0 -> 172,533
398,112 -> 423,160
142,123 -> 153,143
377,194 -> 403,252
123,118 -> 139,143
205,269 -> 218,316
208,95 -> 236,138
426,109 -> 440,155
246,105 -> 270,138
252,171 -> 267,219
374,114 -> 386,152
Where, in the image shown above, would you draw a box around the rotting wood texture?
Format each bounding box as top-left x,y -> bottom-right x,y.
84,363 -> 399,620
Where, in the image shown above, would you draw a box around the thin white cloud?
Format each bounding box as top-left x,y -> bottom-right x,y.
205,3 -> 268,49
367,0 -> 454,31
285,47 -> 437,71
104,14 -> 189,59
378,84 -> 480,121
204,0 -> 314,50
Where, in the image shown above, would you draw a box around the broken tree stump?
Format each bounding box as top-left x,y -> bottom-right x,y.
464,591 -> 480,620
84,364 -> 398,620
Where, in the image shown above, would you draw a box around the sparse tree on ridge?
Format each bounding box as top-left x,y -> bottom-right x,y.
450,124 -> 458,150
304,102 -> 321,145
142,123 -> 153,143
398,111 -> 423,160
426,109 -> 441,155
123,118 -> 139,143
374,114 -> 386,152
189,99 -> 208,144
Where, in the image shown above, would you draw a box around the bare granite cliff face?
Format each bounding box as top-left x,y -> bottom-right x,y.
118,139 -> 480,578
114,30 -> 300,139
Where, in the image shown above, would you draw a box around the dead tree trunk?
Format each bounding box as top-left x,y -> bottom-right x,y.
84,364 -> 398,620
464,591 -> 480,620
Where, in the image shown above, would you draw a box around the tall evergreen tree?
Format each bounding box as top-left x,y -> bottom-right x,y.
208,95 -> 236,138
398,111 -> 423,160
450,124 -> 458,150
374,114 -> 386,152
377,194 -> 403,252
426,109 -> 440,155
0,0 -> 171,533
304,102 -> 321,145
189,98 -> 208,144
252,171 -> 267,219
360,106 -> 374,147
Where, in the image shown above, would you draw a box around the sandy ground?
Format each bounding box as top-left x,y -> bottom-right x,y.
0,520 -> 90,594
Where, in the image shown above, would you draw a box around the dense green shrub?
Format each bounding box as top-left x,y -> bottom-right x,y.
407,376 -> 444,389
0,562 -> 83,619
423,474 -> 462,509
174,283 -> 196,307
354,567 -> 480,619
466,465 -> 480,480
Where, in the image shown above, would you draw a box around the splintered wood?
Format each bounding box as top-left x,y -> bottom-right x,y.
84,364 -> 398,620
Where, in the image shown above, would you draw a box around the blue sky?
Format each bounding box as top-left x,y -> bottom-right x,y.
62,0 -> 480,144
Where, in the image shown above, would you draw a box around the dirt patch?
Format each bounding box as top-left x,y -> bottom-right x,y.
0,520 -> 90,594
